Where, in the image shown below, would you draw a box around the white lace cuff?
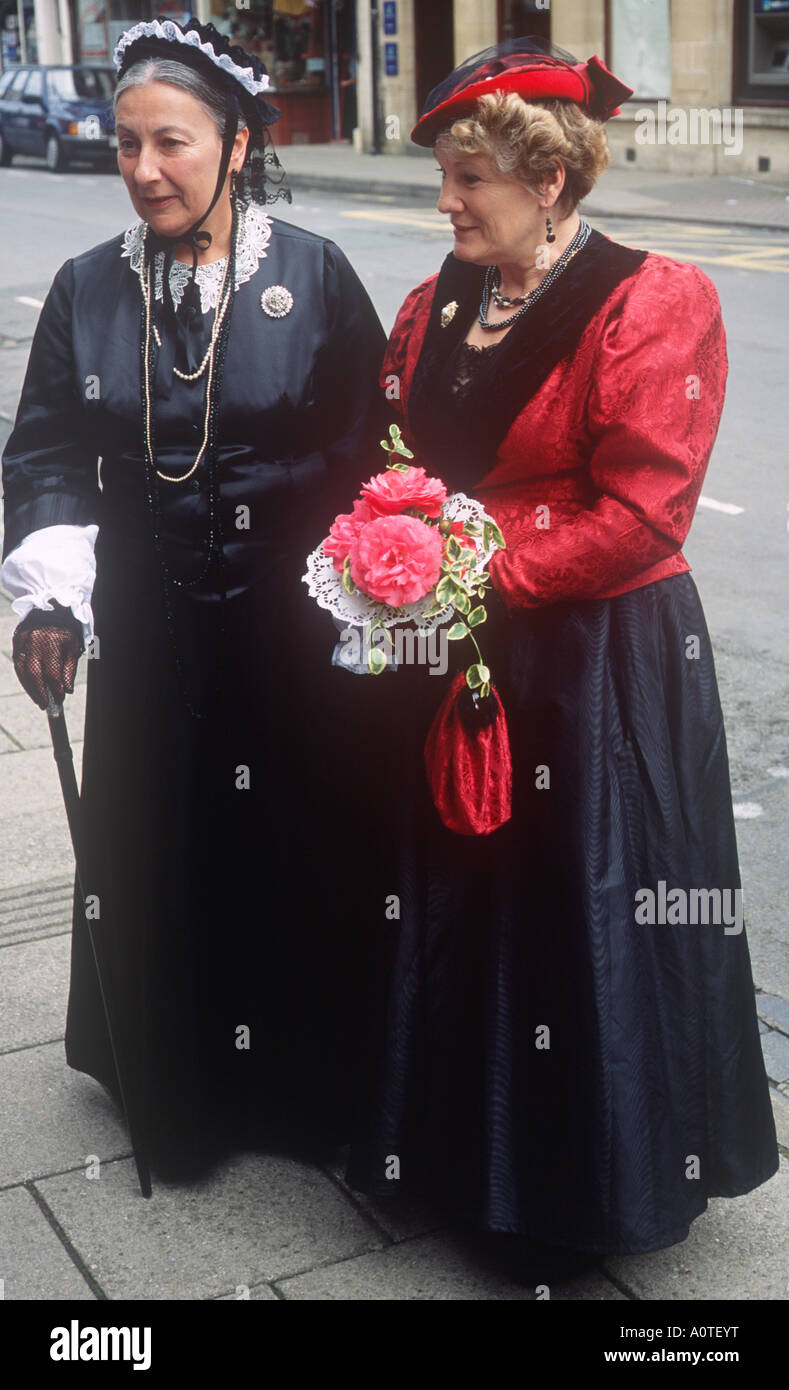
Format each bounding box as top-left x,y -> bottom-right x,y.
1,524 -> 98,645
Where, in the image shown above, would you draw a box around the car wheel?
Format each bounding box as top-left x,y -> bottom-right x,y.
45,132 -> 66,172
0,130 -> 13,167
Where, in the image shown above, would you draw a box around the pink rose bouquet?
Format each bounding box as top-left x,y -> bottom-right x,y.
305,424 -> 505,696
303,424 -> 512,836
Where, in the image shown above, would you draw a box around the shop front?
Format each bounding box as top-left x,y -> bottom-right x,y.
207,0 -> 356,144
66,0 -> 355,144
0,1 -> 37,67
71,0 -> 188,66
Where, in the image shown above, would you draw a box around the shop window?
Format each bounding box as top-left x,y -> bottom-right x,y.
1,4 -> 36,66
415,0 -> 453,116
609,0 -> 670,99
210,0 -> 327,91
75,1 -> 164,66
735,0 -> 789,103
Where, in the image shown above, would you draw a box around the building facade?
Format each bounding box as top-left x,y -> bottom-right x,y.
357,0 -> 789,179
4,0 -> 787,170
1,0 -> 358,145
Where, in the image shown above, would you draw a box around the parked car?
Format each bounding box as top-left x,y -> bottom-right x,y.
0,64 -> 117,171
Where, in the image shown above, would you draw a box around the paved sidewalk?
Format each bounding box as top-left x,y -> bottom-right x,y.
1,148 -> 788,1299
280,142 -> 789,231
0,580 -> 787,1300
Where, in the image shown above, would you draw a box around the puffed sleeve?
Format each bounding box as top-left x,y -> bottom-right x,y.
489,258 -> 728,607
1,257 -> 101,562
379,275 -> 438,428
313,239 -> 388,510
0,523 -> 98,644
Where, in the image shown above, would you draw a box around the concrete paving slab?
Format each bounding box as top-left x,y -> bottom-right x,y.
0,725 -> 18,753
328,1145 -> 444,1241
0,877 -> 73,946
0,685 -> 87,751
215,1282 -> 279,1300
0,744 -> 84,891
762,1031 -> 789,1084
0,1186 -> 95,1300
0,651 -> 24,696
0,934 -> 71,1049
0,605 -> 22,648
0,1042 -> 130,1186
773,1091 -> 789,1151
603,1157 -> 789,1300
758,993 -> 789,1035
275,1229 -> 628,1300
35,1153 -> 388,1299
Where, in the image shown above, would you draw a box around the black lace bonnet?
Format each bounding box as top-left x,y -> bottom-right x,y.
114,13 -> 290,314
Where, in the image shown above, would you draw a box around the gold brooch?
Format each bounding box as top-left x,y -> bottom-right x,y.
441,300 -> 458,328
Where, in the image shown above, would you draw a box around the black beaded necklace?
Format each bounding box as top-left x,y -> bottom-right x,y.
478,216 -> 592,332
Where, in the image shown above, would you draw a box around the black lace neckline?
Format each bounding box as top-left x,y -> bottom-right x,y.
450,336 -> 504,399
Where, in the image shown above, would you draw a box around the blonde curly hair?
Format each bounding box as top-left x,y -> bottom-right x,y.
434,90 -> 610,216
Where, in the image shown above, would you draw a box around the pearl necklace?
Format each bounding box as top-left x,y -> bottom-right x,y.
140,221 -> 234,481
478,217 -> 592,332
152,323 -> 212,381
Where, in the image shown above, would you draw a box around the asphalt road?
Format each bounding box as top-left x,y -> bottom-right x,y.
1,165 -> 787,995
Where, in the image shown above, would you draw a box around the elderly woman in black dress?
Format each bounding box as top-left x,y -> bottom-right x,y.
2,17 -> 385,1178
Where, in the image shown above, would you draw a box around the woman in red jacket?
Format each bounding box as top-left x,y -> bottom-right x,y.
345,39 -> 778,1281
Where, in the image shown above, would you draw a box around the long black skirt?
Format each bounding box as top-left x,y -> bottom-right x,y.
64,504 -> 372,1173
344,573 -> 779,1254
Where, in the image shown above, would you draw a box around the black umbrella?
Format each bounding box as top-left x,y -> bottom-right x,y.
45,685 -> 152,1199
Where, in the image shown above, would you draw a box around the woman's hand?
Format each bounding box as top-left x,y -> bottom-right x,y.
11,603 -> 84,709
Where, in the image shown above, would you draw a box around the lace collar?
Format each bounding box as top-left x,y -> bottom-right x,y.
120,199 -> 273,314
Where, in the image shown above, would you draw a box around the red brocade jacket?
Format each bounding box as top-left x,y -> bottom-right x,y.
381,249 -> 728,611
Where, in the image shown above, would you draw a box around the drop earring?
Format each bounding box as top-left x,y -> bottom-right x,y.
545,213 -> 556,244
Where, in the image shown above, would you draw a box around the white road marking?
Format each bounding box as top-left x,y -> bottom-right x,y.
16,296 -> 44,309
697,494 -> 745,515
767,766 -> 789,778
733,802 -> 764,819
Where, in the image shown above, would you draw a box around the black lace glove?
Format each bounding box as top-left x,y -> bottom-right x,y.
11,601 -> 85,710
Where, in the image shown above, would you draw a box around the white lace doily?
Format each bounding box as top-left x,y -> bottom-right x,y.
120,199 -> 273,314
302,493 -> 501,634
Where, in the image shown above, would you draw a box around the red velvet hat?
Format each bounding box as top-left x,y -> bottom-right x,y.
411,37 -> 633,146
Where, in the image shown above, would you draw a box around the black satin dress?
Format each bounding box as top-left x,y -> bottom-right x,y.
344,337 -> 779,1255
1,212 -> 387,1172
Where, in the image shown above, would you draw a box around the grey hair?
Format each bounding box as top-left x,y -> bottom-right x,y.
113,58 -> 247,137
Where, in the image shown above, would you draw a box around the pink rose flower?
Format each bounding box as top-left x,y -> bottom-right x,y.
323,498 -> 375,573
349,514 -> 443,607
361,465 -> 448,519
